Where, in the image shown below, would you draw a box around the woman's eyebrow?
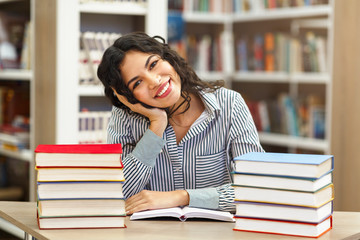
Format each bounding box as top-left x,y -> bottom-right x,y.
126,54 -> 156,88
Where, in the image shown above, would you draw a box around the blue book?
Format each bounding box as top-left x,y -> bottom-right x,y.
234,152 -> 334,179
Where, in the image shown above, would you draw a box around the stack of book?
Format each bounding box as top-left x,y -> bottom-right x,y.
232,152 -> 334,238
34,144 -> 126,229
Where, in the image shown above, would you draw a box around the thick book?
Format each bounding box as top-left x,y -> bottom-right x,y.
37,212 -> 126,229
38,198 -> 125,217
37,181 -> 124,199
233,216 -> 332,238
34,144 -> 123,168
130,207 -> 234,222
233,184 -> 334,208
232,172 -> 332,192
36,167 -> 125,182
234,152 -> 334,179
235,201 -> 333,223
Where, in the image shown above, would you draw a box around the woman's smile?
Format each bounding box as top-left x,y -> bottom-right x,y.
155,79 -> 172,98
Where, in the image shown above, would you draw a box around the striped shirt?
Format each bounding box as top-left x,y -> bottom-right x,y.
107,87 -> 264,212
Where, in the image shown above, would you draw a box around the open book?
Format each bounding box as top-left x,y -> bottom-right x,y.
130,207 -> 234,222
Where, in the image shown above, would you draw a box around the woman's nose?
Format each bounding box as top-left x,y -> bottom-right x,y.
146,74 -> 161,89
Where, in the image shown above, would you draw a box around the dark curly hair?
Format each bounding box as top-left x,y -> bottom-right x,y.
97,31 -> 223,117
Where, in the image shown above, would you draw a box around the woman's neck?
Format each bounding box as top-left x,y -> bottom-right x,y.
169,93 -> 205,128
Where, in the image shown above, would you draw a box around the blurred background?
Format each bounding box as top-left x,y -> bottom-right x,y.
0,0 -> 359,237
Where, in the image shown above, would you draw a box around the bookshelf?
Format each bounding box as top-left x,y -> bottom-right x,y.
180,0 -> 333,154
0,0 -> 35,205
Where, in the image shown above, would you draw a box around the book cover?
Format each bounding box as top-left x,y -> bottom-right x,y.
232,172 -> 332,192
234,201 -> 333,223
35,143 -> 122,154
35,144 -> 123,168
37,181 -> 124,199
234,152 -> 334,179
130,207 -> 234,222
233,184 -> 334,208
37,210 -> 126,229
233,215 -> 332,238
38,198 -> 126,217
36,167 -> 125,182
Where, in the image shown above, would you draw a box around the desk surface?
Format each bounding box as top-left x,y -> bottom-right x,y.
0,201 -> 359,240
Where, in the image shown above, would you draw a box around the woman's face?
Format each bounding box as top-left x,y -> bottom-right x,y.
119,50 -> 182,108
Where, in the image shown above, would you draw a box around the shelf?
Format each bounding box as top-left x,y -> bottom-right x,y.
233,5 -> 331,22
79,85 -> 105,96
183,12 -> 232,23
0,148 -> 32,162
290,72 -> 330,84
258,132 -> 329,152
233,71 -> 329,84
197,71 -> 230,82
0,69 -> 32,81
233,71 -> 289,83
79,1 -> 147,15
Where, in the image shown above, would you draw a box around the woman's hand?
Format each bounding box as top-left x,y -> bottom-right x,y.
114,92 -> 168,137
125,190 -> 190,215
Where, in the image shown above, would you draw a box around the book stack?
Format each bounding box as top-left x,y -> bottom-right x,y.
232,152 -> 334,238
34,144 -> 126,229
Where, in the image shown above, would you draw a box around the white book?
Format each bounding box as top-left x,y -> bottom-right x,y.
235,201 -> 333,223
131,206 -> 234,222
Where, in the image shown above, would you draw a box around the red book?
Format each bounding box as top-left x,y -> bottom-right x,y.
233,215 -> 332,238
34,144 -> 123,168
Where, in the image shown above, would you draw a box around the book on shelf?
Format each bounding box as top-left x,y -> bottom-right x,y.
130,206 -> 234,222
36,167 -> 125,182
234,152 -> 334,179
79,31 -> 122,85
78,111 -> 111,144
233,183 -> 333,208
38,198 -> 126,217
233,172 -> 332,192
34,143 -> 123,168
233,215 -> 332,238
37,214 -> 126,230
37,181 -> 124,199
234,201 -> 333,223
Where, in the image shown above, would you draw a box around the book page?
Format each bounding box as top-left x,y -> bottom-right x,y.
182,207 -> 234,222
130,207 -> 183,220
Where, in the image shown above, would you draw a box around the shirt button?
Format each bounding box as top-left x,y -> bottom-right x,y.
175,167 -> 181,172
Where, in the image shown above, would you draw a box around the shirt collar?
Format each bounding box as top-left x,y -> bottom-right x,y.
199,90 -> 221,117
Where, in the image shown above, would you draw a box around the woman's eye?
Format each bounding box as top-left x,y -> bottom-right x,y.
149,60 -> 158,70
133,80 -> 142,89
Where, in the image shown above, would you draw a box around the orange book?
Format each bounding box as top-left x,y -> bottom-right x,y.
264,32 -> 275,72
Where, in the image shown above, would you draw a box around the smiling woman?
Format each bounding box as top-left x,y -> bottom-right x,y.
97,31 -> 264,215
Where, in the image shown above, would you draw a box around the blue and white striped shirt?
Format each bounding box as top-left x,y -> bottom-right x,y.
107,87 -> 264,212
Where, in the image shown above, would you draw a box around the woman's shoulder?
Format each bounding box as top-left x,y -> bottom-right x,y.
212,87 -> 244,104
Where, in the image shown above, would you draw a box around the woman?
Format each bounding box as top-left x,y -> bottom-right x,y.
97,32 -> 264,214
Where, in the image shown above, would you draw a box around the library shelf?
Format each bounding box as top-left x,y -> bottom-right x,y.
78,85 -> 104,97
258,132 -> 329,152
0,70 -> 32,81
233,72 -> 330,84
0,148 -> 32,162
79,1 -> 147,15
232,5 -> 331,23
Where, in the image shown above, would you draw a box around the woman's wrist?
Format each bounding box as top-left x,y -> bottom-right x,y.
149,118 -> 168,137
175,190 -> 190,206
